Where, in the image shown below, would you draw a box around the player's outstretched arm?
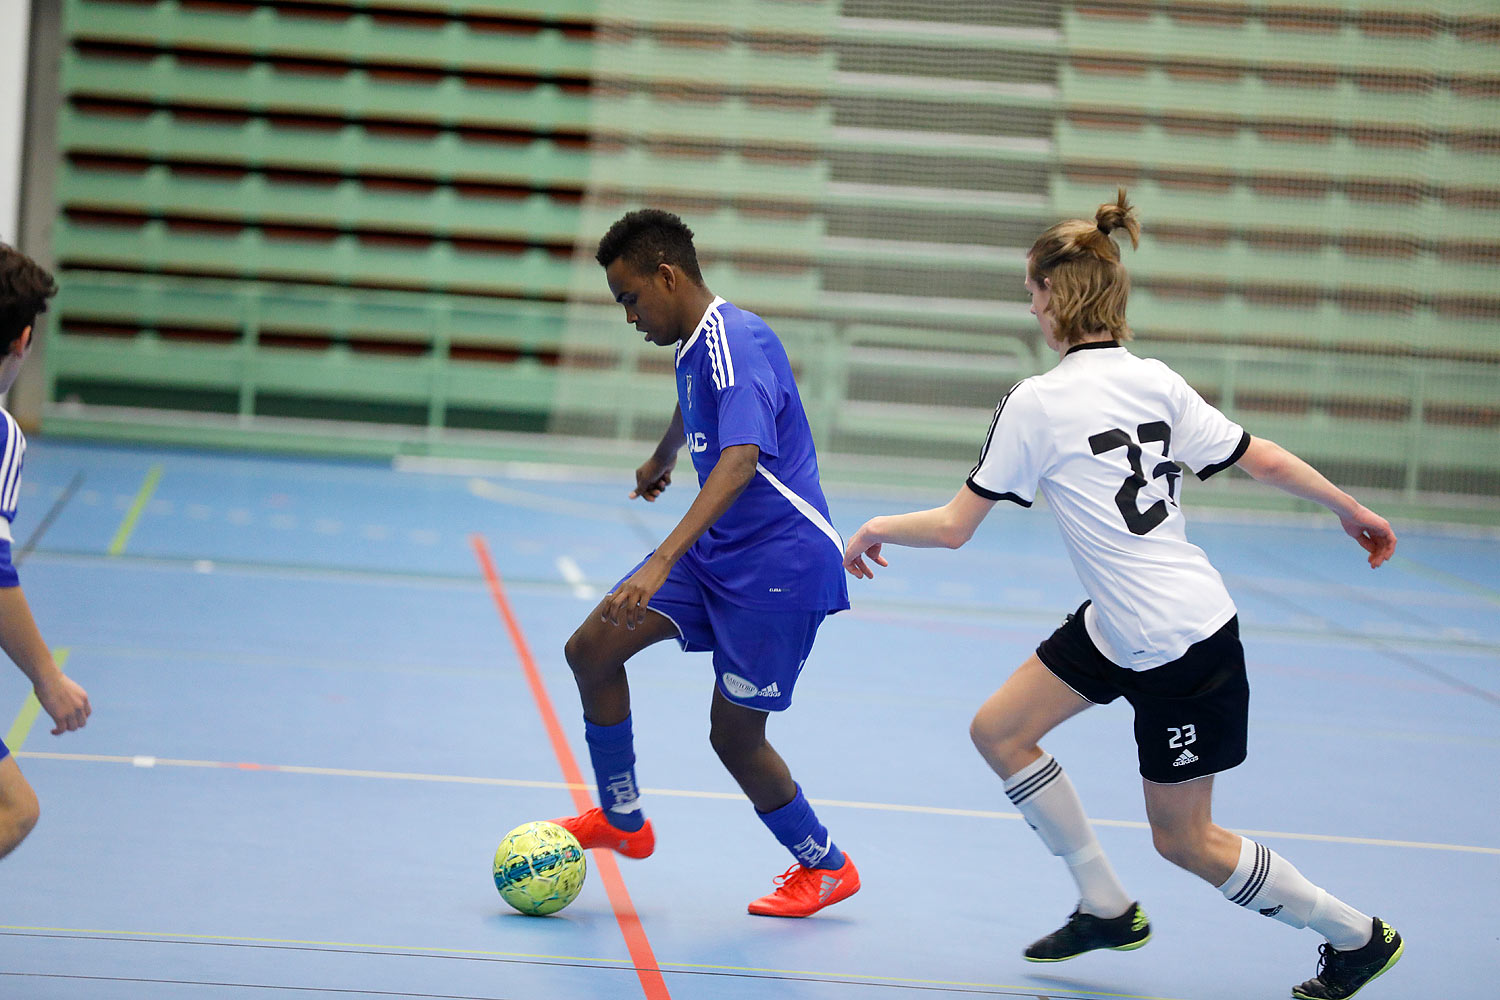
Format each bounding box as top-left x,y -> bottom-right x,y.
1235,435 -> 1397,568
843,486 -> 997,579
0,586 -> 90,735
631,404 -> 686,502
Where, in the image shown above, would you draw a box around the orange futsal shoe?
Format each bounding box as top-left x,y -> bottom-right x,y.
747,854 -> 860,917
552,807 -> 655,860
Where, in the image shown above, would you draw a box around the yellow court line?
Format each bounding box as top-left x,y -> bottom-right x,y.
108,464 -> 163,556
16,749 -> 1499,856
0,925 -> 1191,1000
4,649 -> 70,751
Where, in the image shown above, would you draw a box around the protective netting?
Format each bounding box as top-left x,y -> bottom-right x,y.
553,1 -> 1499,504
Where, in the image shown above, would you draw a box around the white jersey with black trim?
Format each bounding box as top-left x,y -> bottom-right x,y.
967,342 -> 1249,670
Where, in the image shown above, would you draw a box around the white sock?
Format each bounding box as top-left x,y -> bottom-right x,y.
1004,753 -> 1133,919
1218,837 -> 1372,950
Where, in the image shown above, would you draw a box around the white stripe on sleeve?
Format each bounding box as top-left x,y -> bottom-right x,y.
0,411 -> 22,516
714,315 -> 735,387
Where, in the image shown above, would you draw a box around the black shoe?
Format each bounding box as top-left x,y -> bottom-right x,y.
1292,917 -> 1404,1000
1023,902 -> 1151,962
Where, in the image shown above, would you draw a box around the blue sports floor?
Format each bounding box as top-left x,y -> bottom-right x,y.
1,439 -> 1497,999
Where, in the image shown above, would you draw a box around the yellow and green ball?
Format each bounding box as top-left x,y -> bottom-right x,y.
492,821 -> 586,916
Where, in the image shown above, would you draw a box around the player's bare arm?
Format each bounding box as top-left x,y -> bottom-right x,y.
603,442 -> 760,629
844,486 -> 997,579
0,586 -> 91,735
631,404 -> 686,502
1235,436 -> 1397,568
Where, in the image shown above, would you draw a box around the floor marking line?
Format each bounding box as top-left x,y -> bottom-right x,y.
4,695 -> 40,751
1393,553 -> 1500,604
0,971 -> 518,999
0,928 -> 1192,999
19,748 -> 1498,856
555,555 -> 596,600
108,464 -> 163,555
468,478 -> 631,523
471,534 -> 671,1000
0,925 -> 627,964
15,470 -> 85,565
4,649 -> 70,751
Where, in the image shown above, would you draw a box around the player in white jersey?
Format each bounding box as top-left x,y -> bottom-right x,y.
0,245 -> 92,859
843,193 -> 1402,1000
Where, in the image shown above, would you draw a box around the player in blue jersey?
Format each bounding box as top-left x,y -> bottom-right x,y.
551,209 -> 858,917
0,245 -> 92,860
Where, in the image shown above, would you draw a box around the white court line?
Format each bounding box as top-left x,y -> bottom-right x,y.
467,477 -> 630,523
18,751 -> 1498,856
555,555 -> 597,600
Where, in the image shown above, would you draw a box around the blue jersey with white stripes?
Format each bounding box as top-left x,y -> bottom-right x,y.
673,298 -> 849,612
0,407 -> 26,587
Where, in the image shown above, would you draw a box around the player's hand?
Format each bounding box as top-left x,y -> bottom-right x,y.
1340,504 -> 1397,569
843,524 -> 889,580
35,671 -> 91,736
630,451 -> 677,502
602,558 -> 670,630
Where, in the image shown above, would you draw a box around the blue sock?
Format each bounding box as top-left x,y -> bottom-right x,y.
584,716 -> 645,832
756,784 -> 845,870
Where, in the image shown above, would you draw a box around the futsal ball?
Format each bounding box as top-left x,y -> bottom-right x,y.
492,821 -> 587,916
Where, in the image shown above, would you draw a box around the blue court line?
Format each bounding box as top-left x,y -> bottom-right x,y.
14,470 -> 84,565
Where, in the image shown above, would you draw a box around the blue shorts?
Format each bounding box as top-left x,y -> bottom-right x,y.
614,553 -> 828,713
0,736 -> 9,761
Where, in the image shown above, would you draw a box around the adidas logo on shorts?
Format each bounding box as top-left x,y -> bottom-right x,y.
757,681 -> 781,698
1171,748 -> 1200,767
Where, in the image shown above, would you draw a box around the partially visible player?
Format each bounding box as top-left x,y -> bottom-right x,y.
0,244 -> 92,860
842,192 -> 1402,998
550,209 -> 858,917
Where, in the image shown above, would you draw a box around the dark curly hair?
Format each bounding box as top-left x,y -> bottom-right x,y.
595,209 -> 704,285
0,244 -> 58,351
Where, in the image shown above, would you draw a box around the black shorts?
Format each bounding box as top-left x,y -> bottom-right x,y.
1036,602 -> 1249,784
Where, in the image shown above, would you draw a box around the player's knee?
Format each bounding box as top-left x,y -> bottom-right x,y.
563,628 -> 598,677
969,708 -> 1023,763
1150,824 -> 1202,871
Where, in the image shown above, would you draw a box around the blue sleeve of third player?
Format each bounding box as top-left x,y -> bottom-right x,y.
0,538 -> 19,588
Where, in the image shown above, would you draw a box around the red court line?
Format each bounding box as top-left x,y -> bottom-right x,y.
471,535 -> 671,1000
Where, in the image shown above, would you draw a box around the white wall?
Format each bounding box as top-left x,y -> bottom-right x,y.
0,0 -> 33,244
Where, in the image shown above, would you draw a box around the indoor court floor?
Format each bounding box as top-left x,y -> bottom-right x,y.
1,439 -> 1496,999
